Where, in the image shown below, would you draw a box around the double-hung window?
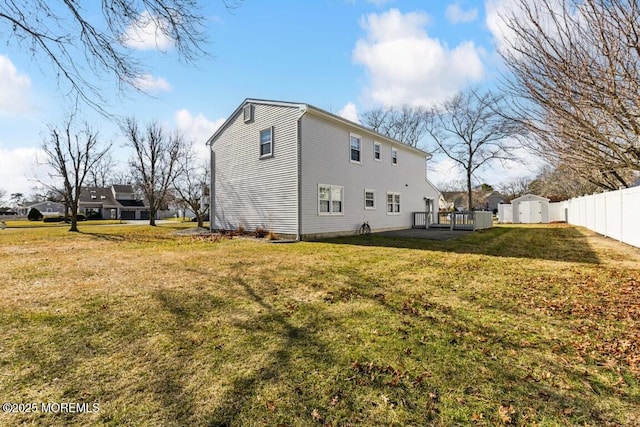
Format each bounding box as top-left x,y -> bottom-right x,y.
387,192 -> 400,214
350,134 -> 361,163
364,189 -> 376,209
319,184 -> 344,215
391,148 -> 398,165
260,127 -> 273,158
373,142 -> 381,161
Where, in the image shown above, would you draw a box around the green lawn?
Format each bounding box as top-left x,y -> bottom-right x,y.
0,224 -> 638,426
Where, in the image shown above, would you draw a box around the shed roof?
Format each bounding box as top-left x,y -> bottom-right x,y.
511,194 -> 550,203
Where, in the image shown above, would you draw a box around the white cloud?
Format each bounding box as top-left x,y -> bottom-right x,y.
0,147 -> 49,197
122,11 -> 173,51
0,55 -> 32,115
134,74 -> 172,93
174,109 -> 224,162
485,0 -> 567,55
446,2 -> 479,24
353,9 -> 485,107
337,102 -> 360,124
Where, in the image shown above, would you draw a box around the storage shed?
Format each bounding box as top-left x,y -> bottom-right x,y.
511,194 -> 550,224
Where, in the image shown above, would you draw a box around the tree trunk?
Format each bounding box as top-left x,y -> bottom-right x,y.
466,170 -> 473,212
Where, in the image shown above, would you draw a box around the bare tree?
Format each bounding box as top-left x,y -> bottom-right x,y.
424,87 -> 525,211
528,164 -> 600,201
361,105 -> 428,147
87,153 -> 117,188
0,1 -> 240,113
0,188 -> 5,205
41,115 -> 111,231
9,193 -> 25,207
498,0 -> 640,190
123,117 -> 185,226
499,177 -> 532,201
173,146 -> 210,228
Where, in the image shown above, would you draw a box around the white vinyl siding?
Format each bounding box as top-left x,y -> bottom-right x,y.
299,111 -> 440,236
211,103 -> 299,235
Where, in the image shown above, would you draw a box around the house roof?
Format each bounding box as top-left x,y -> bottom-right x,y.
19,201 -> 65,211
79,186 -> 149,209
111,184 -> 135,193
207,98 -> 432,158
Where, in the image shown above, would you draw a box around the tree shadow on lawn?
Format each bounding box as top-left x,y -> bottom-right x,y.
202,274 -> 341,426
323,225 -> 601,264
2,267 -> 637,425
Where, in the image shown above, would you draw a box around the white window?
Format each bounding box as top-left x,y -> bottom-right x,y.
350,134 -> 361,163
318,184 -> 344,215
373,142 -> 381,161
391,148 -> 398,165
364,189 -> 376,210
387,192 -> 400,214
260,127 -> 273,158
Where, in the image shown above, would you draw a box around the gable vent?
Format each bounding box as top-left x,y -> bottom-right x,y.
243,104 -> 254,123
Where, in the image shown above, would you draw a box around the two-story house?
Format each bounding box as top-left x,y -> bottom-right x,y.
78,185 -> 149,220
208,99 -> 440,240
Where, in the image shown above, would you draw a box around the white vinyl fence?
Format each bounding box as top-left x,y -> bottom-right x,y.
566,186 -> 640,249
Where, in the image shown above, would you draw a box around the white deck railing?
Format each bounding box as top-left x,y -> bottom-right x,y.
413,211 -> 493,231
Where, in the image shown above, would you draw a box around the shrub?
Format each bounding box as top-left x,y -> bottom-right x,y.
86,211 -> 102,220
28,208 -> 43,221
237,225 -> 246,234
254,227 -> 268,238
43,215 -> 64,223
266,231 -> 279,241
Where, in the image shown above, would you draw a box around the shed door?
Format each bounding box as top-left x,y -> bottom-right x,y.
519,201 -> 542,223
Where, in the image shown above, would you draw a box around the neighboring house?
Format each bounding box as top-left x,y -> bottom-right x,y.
78,185 -> 150,220
440,191 -> 467,211
486,191 -> 505,211
17,201 -> 65,216
441,190 -> 505,211
208,98 -> 441,239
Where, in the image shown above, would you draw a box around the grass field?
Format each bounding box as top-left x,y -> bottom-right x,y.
0,223 -> 638,426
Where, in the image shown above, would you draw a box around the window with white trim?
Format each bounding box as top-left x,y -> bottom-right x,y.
373,142 -> 381,161
260,127 -> 273,158
364,189 -> 376,209
391,148 -> 398,165
387,192 -> 400,214
318,184 -> 344,215
350,134 -> 361,163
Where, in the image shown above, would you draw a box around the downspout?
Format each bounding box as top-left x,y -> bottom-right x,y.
209,145 -> 216,232
296,107 -> 307,241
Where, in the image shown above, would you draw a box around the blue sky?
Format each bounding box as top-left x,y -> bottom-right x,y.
0,0 -> 540,198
